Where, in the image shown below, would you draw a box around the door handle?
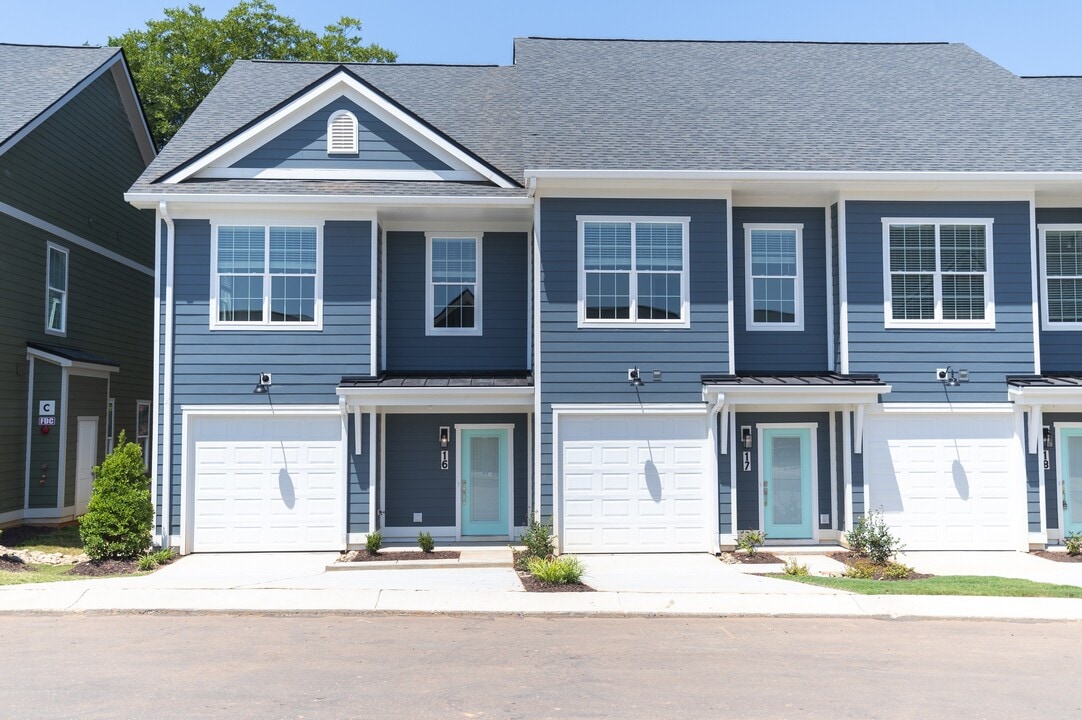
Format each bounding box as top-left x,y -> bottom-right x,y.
763,481 -> 768,499
462,479 -> 467,504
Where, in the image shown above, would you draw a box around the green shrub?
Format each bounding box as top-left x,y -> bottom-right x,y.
417,531 -> 434,553
365,530 -> 383,555
783,558 -> 809,576
527,555 -> 584,585
843,559 -> 876,579
137,554 -> 156,571
519,515 -> 555,559
845,510 -> 904,565
79,431 -> 153,561
736,529 -> 766,556
881,561 -> 914,580
136,547 -> 177,572
1065,532 -> 1082,556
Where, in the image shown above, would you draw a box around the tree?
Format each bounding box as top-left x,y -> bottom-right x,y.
110,1 -> 396,147
79,431 -> 153,561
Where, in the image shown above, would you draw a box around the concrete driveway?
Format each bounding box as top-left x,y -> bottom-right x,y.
580,553 -> 837,594
900,551 -> 1082,587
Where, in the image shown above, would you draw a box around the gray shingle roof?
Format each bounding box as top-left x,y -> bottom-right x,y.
0,43 -> 120,147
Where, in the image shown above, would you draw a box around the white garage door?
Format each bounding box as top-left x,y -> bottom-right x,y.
560,414 -> 713,553
189,413 -> 344,552
862,413 -> 1024,551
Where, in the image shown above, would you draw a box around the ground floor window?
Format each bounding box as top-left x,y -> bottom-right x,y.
106,398 -> 115,453
136,400 -> 150,466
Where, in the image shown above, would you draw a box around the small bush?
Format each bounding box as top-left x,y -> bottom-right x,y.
79,431 -> 153,561
845,510 -> 904,565
736,529 -> 766,557
365,530 -> 383,555
417,531 -> 434,553
843,559 -> 876,579
1065,532 -> 1082,556
881,561 -> 914,580
783,558 -> 809,576
137,554 -> 156,571
136,547 -> 177,572
519,515 -> 555,559
527,555 -> 584,585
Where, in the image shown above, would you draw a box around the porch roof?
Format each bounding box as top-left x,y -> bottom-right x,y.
337,372 -> 534,411
701,372 -> 890,406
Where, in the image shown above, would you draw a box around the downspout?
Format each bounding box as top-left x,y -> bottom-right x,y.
159,201 -> 176,550
150,206 -> 162,544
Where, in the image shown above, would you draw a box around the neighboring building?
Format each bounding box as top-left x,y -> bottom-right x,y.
0,44 -> 156,527
127,38 -> 1082,554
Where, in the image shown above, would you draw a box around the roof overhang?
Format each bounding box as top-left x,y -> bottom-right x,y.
336,384 -> 534,412
125,192 -> 533,211
1007,380 -> 1082,408
702,379 -> 890,407
27,345 -> 119,374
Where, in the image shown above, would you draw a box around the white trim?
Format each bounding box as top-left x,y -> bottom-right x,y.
756,422 -> 819,541
1,200 -> 153,276
725,193 -> 735,373
151,208 -> 161,534
161,202 -> 175,548
824,206 -> 835,371
22,357 -> 35,510
368,412 -> 377,534
105,397 -> 116,454
425,232 -> 483,337
44,242 -> 69,336
1054,422 -> 1082,536
198,167 -> 485,182
74,415 -> 99,514
455,423 -> 516,540
526,168 -> 1082,182
370,221 -> 378,374
828,410 -> 838,531
881,218 -> 996,329
126,192 -> 532,209
55,368 -> 69,510
326,109 -> 358,155
706,401 -> 722,554
107,59 -> 156,165
379,413 -> 387,529
1030,199 -> 1042,375
576,215 -> 692,329
164,70 -> 513,188
532,199 -> 542,521
843,409 -> 854,528
209,222 -> 324,331
744,223 -> 806,331
526,411 -> 534,522
701,384 -> 889,407
25,346 -> 119,374
380,225 -> 388,373
338,385 -> 533,410
380,525 -> 457,540
1037,223 -> 1082,332
729,413 -> 738,535
1008,384 -> 1082,407
550,402 -> 707,415
874,402 -> 1016,414
837,199 -> 850,374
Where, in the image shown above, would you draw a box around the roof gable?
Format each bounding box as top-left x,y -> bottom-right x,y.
166,68 -> 514,187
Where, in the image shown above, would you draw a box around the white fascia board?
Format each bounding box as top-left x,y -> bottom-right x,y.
125,192 -> 531,210
164,70 -> 514,188
198,167 -> 483,182
336,385 -> 534,409
26,346 -> 119,374
108,58 -> 156,165
549,403 -> 707,415
700,384 -> 890,406
1007,385 -> 1082,406
525,169 -> 1082,182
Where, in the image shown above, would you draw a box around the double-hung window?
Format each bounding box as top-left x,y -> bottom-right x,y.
745,224 -> 804,330
1039,225 -> 1082,329
212,225 -> 321,329
578,216 -> 690,327
426,234 -> 481,335
883,219 -> 994,328
45,243 -> 68,334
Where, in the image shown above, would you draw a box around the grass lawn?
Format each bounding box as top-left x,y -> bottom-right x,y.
2,524 -> 84,555
775,574 -> 1082,598
0,564 -> 79,586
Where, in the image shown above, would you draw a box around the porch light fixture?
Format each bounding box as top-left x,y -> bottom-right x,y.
628,367 -> 644,387
741,426 -> 753,449
1044,426 -> 1054,449
937,366 -> 967,388
253,372 -> 272,394
438,426 -> 450,448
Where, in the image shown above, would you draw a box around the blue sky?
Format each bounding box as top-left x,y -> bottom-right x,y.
4,0 -> 1082,76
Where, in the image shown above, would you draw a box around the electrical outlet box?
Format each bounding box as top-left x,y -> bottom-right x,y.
413,512 -> 422,523
820,514 -> 830,525
935,368 -> 948,381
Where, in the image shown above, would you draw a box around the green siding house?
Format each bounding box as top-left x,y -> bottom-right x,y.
0,44 -> 155,527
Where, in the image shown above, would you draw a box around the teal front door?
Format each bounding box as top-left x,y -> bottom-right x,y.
1061,429 -> 1082,535
461,428 -> 509,536
762,428 -> 814,540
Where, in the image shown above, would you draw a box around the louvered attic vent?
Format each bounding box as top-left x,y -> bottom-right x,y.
327,110 -> 359,155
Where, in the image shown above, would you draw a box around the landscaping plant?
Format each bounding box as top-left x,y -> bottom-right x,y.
1065,531 -> 1082,556
365,530 -> 383,555
736,529 -> 766,557
527,555 -> 585,585
79,431 -> 153,561
845,510 -> 904,565
417,531 -> 435,553
783,558 -> 809,576
519,515 -> 555,559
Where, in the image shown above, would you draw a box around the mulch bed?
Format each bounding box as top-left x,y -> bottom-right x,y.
0,555 -> 30,573
69,559 -> 140,576
513,551 -> 595,592
720,551 -> 785,564
1031,550 -> 1082,563
347,550 -> 462,562
829,551 -> 932,580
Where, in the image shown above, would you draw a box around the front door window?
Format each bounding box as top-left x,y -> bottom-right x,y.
762,427 -> 814,539
1062,430 -> 1082,535
461,428 -> 508,536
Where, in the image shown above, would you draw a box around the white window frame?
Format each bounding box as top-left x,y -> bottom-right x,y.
744,223 -> 805,332
105,398 -> 116,454
881,218 -> 995,329
1038,224 -> 1082,331
210,223 -> 324,331
425,232 -> 482,337
45,242 -> 68,335
326,109 -> 359,155
136,400 -> 151,467
576,215 -> 691,329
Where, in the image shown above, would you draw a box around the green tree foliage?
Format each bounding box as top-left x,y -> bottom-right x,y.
110,1 -> 396,146
80,430 -> 153,560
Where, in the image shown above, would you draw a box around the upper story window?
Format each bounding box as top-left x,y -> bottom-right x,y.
426,234 -> 481,336
745,224 -> 804,331
882,219 -> 995,329
1039,225 -> 1082,329
327,110 -> 358,155
45,243 -> 68,335
212,225 -> 322,330
577,216 -> 690,328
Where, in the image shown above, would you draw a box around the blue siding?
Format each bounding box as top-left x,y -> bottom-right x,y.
718,414 -> 732,534
386,231 -> 528,372
384,413 -> 529,529
1035,208 -> 1082,372
539,198 -> 728,519
167,219 -> 372,531
232,97 -> 451,171
733,412 -> 832,532
846,201 -> 1035,402
347,413 -> 371,533
733,207 -> 828,372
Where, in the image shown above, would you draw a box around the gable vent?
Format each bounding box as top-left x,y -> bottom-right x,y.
327,110 -> 359,155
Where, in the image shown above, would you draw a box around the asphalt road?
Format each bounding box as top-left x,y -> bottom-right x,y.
3,614 -> 1078,719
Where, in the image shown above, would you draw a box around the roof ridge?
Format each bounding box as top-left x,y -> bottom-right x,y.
247,59 -> 502,68
520,37 -> 951,46
0,42 -> 111,50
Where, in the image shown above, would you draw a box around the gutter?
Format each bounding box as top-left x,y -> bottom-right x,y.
524,169 -> 1082,182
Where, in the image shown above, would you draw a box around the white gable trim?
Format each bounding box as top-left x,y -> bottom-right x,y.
197,167 -> 484,181
164,70 -> 514,188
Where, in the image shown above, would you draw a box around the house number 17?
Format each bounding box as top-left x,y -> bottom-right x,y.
742,451 -> 751,472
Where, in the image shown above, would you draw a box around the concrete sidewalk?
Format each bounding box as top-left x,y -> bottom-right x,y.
1,550 -> 1081,620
